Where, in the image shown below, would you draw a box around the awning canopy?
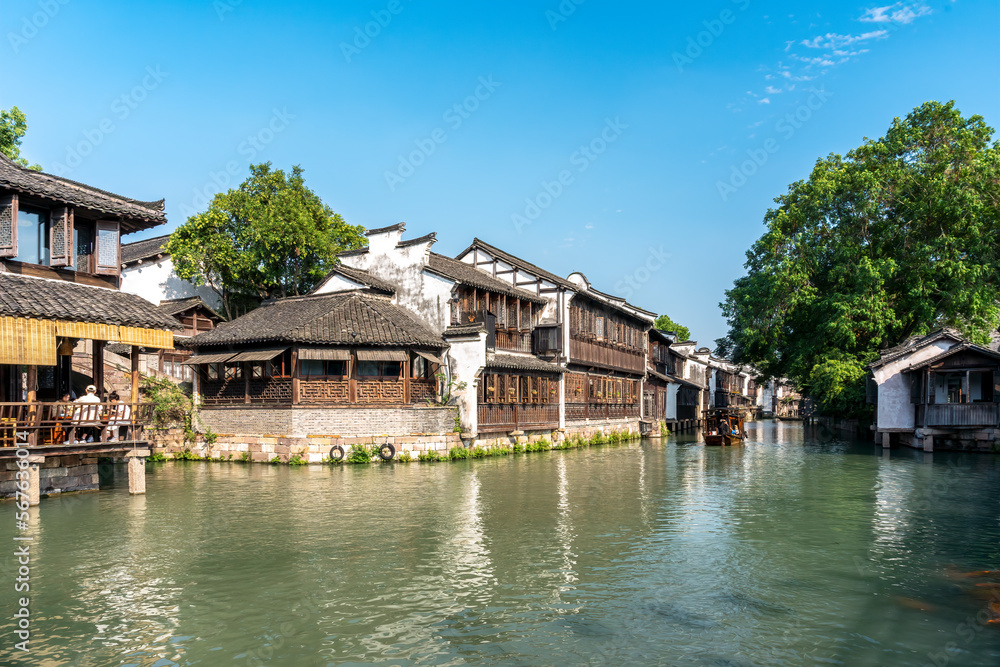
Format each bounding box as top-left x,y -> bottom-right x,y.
414,350 -> 443,365
298,348 -> 351,361
356,349 -> 409,361
228,347 -> 288,362
183,351 -> 236,365
0,316 -> 174,366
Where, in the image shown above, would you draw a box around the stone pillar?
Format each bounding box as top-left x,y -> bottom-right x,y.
126,449 -> 149,495
26,455 -> 43,506
923,435 -> 934,453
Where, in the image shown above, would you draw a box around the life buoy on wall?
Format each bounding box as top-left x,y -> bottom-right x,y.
378,443 -> 396,461
329,445 -> 345,462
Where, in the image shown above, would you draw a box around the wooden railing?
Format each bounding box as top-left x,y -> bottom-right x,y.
569,338 -> 645,373
494,329 -> 531,353
0,402 -> 154,448
564,403 -> 641,422
478,403 -> 558,432
921,403 -> 999,427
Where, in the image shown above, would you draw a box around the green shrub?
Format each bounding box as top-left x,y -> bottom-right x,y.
288,453 -> 307,466
511,442 -> 524,454
470,447 -> 487,458
239,451 -> 251,462
449,446 -> 472,460
269,455 -> 282,464
397,451 -> 413,463
589,432 -> 608,446
147,451 -> 167,462
204,428 -> 219,446
346,444 -> 375,464
175,448 -> 201,461
418,450 -> 443,462
141,375 -> 193,429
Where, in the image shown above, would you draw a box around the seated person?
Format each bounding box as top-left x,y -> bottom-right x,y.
73,385 -> 102,442
103,392 -> 132,442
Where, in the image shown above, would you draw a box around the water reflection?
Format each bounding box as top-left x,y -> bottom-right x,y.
0,428 -> 998,666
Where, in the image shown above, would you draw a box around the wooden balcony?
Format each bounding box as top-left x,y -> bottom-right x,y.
477,403 -> 558,432
0,401 -> 153,449
494,329 -> 532,353
919,403 -> 999,428
569,337 -> 645,373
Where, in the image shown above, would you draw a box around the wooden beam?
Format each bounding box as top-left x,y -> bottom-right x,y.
130,345 -> 140,405
92,341 -> 104,395
291,348 -> 300,404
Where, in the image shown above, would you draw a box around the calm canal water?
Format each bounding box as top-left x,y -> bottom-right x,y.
2,423 -> 999,666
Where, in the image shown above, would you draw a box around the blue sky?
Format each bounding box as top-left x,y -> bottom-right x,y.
3,0 -> 996,345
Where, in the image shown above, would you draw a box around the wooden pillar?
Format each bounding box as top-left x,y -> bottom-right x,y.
348,354 -> 356,404
290,348 -> 300,404
26,365 -> 38,447
403,358 -> 411,404
130,346 -> 140,405
244,362 -> 251,404
92,341 -> 104,395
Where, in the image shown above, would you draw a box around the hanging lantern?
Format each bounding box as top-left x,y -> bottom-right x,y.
57,338 -> 77,356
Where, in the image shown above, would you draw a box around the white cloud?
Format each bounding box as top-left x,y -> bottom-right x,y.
801,30 -> 888,49
859,2 -> 932,24
765,85 -> 782,94
758,97 -> 771,104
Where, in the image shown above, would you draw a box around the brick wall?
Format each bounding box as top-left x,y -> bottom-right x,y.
196,405 -> 457,438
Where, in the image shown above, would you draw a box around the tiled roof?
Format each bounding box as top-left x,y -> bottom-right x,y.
462,238 -> 576,290
427,253 -> 545,304
869,328 -> 964,369
122,234 -> 170,264
322,264 -> 396,295
398,232 -> 436,248
0,154 -> 166,233
0,273 -> 180,330
485,353 -> 566,374
189,291 -> 446,348
157,296 -> 224,321
365,222 -> 405,236
443,323 -> 486,337
903,342 -> 1000,372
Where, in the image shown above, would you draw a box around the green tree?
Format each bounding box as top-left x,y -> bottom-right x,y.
0,106 -> 41,170
166,163 -> 366,319
716,101 -> 1000,418
654,314 -> 691,341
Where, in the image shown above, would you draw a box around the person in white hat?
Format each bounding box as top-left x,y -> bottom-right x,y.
73,385 -> 102,442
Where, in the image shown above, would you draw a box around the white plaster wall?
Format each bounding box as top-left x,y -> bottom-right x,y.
873,340 -> 957,430
446,334 -> 487,432
313,274 -> 367,294
120,257 -> 222,310
666,383 -> 678,420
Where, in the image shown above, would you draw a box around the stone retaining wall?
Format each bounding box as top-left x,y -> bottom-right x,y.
0,454 -> 102,499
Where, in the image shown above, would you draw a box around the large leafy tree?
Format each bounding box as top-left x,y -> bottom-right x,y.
0,106 -> 41,170
167,163 -> 366,319
716,101 -> 1000,418
654,314 -> 691,341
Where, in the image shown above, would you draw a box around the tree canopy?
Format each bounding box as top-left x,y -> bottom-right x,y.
654,314 -> 691,341
166,163 -> 366,319
716,101 -> 1000,418
0,106 -> 41,170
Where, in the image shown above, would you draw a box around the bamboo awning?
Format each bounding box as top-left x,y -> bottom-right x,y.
183,351 -> 236,365
298,348 -> 351,360
228,347 -> 288,362
414,350 -> 444,364
0,316 -> 174,366
356,349 -> 409,361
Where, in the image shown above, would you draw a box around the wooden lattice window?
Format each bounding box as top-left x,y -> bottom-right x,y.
49,206 -> 74,267
95,220 -> 120,276
0,193 -> 17,257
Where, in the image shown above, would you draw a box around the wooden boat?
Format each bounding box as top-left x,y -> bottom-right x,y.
702,408 -> 746,446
